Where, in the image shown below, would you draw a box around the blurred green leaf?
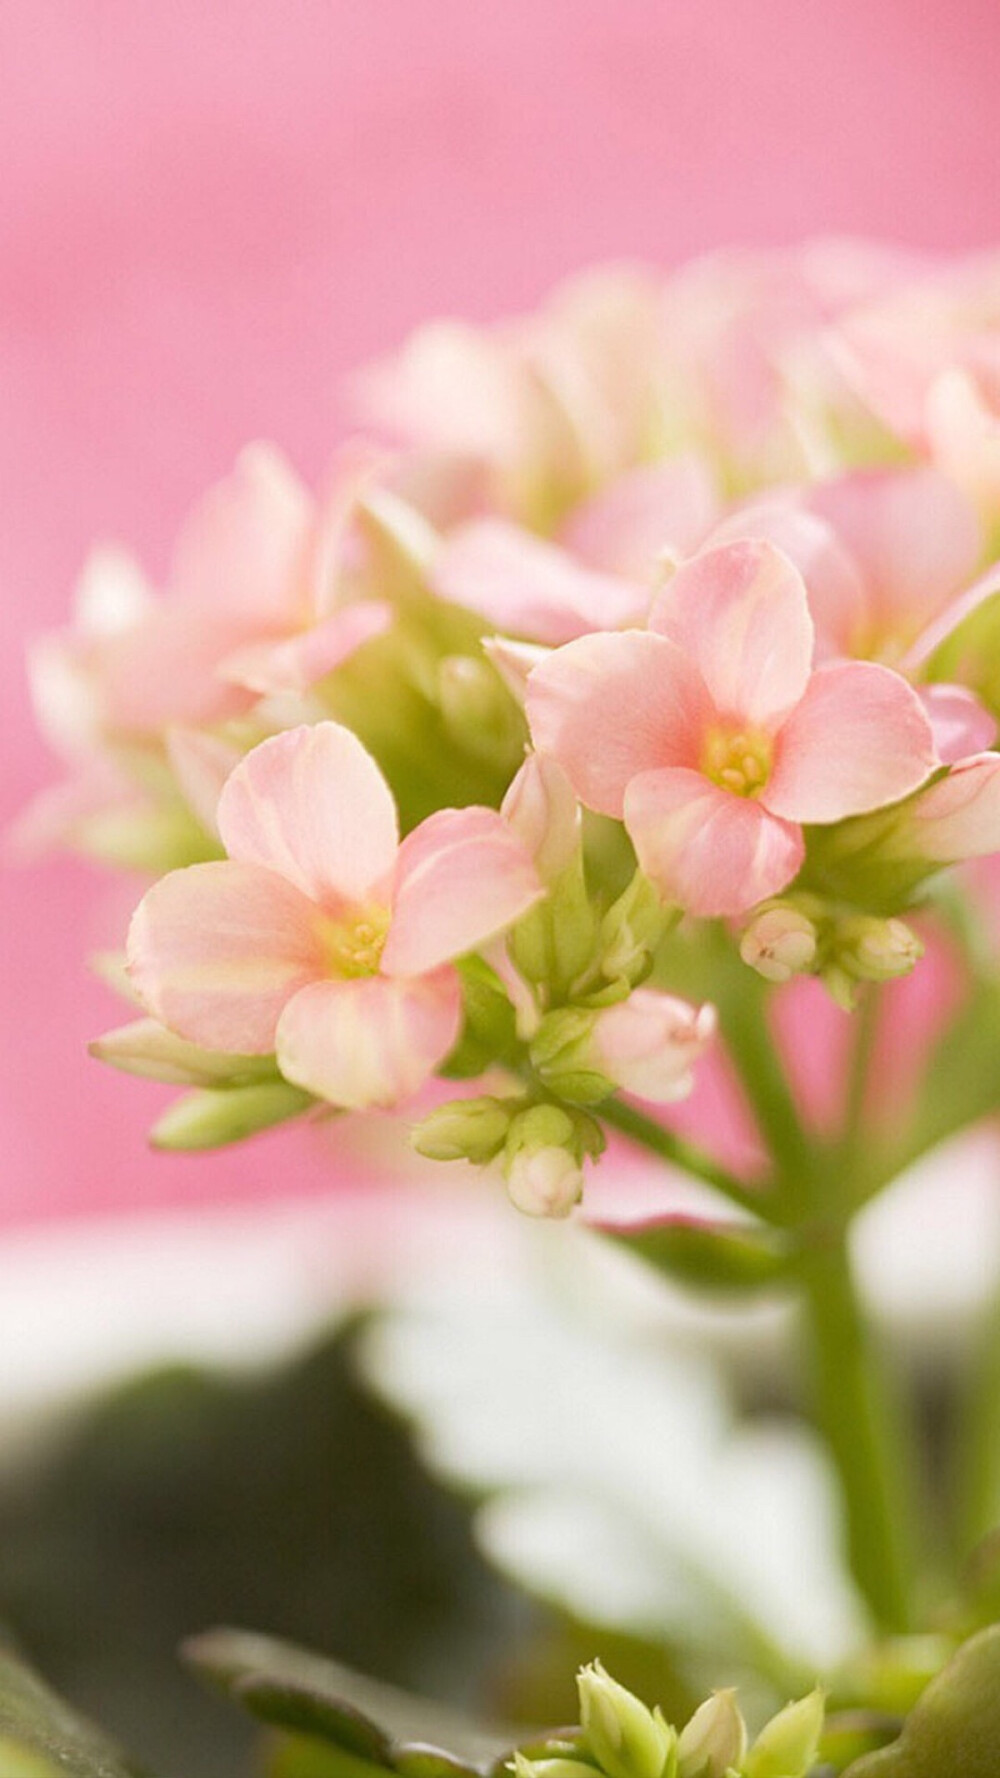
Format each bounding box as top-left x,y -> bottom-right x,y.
0,1638 -> 150,1778
600,1215 -> 792,1294
184,1628 -> 520,1775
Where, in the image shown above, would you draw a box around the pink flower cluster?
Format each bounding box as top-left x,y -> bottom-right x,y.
23,242 -> 1000,1205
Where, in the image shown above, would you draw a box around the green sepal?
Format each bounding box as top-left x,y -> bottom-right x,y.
0,1636 -> 151,1777
843,1624 -> 1000,1777
443,958 -> 521,1077
150,1080 -> 315,1150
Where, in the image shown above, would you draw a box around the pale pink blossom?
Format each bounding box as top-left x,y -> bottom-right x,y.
887,752 -> 1000,864
527,539 -> 937,917
36,444 -> 391,746
501,752 -> 580,881
127,723 -> 542,1110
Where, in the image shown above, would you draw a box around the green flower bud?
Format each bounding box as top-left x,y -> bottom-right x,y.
677,1690 -> 747,1778
150,1081 -> 314,1150
511,1755 -> 599,1778
503,1104 -> 584,1218
835,914 -> 923,984
599,872 -> 673,988
530,1008 -> 614,1106
743,1689 -> 825,1778
577,1661 -> 677,1778
91,1018 -> 274,1088
412,1096 -> 514,1163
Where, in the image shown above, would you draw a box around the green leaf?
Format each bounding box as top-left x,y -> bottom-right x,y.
598,1215 -> 792,1293
0,1638 -> 151,1778
844,1624 -> 1000,1777
183,1628 -> 518,1775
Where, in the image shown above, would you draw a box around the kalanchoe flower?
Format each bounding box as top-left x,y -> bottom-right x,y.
528,539 -> 937,917
531,995 -> 715,1106
126,722 -> 542,1111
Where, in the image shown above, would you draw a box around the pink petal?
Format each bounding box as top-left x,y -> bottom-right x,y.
903,559 -> 1000,673
95,606 -> 259,731
904,753 -> 1000,861
433,518 -> 648,643
706,499 -> 866,660
624,768 -> 804,917
127,861 -> 325,1053
217,722 -> 399,908
561,456 -> 718,581
649,539 -> 813,729
220,601 -> 391,695
382,807 -> 542,977
917,683 -> 997,765
765,661 -> 937,823
275,970 -> 462,1109
526,630 -> 709,817
807,467 -> 983,641
169,443 -> 312,620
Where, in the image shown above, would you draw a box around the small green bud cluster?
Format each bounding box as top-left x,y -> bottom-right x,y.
412,1095 -> 604,1218
511,1664 -> 825,1778
740,895 -> 923,1008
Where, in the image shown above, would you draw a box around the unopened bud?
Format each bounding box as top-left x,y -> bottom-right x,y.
743,1689 -> 825,1778
150,1081 -> 313,1150
484,636 -> 549,704
503,1104 -> 602,1218
577,1662 -> 676,1778
600,872 -> 673,987
836,914 -> 923,984
511,1756 -> 597,1778
412,1096 -> 513,1163
740,902 -> 818,983
677,1690 -> 747,1778
502,752 -> 581,882
530,1008 -> 613,1106
91,1018 -> 272,1088
590,992 -> 716,1105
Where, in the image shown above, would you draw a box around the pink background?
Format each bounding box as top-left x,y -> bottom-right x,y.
2,0 -> 999,1226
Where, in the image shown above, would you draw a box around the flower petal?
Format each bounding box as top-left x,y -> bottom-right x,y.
917,683 -> 997,765
624,768 -> 804,916
561,456 -> 718,581
526,630 -> 709,816
220,601 -> 391,695
902,753 -> 1000,861
807,467 -> 983,641
169,442 -> 312,620
127,861 -> 325,1053
765,662 -> 937,822
706,499 -> 866,661
649,539 -> 814,728
433,518 -> 647,643
383,807 -> 542,977
276,971 -> 462,1109
217,722 -> 399,907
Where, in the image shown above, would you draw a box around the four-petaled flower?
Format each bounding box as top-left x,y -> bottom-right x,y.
527,538 -> 939,917
127,722 -> 543,1109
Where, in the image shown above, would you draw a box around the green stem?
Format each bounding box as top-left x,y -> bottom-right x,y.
599,1096 -> 781,1223
798,1227 -> 916,1631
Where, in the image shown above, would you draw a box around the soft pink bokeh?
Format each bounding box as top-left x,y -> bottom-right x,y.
3,0 -> 999,1226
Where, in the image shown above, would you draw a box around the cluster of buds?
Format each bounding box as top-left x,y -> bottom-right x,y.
739,894 -> 924,1008
512,1661 -> 825,1778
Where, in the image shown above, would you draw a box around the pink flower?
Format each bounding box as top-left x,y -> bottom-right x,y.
527,539 -> 937,917
589,992 -> 716,1104
127,723 -> 542,1110
36,444 -> 391,745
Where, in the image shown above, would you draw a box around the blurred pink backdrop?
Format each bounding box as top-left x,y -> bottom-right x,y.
2,0 -> 999,1226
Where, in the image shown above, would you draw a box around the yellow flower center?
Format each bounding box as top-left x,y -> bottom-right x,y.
700,725 -> 773,798
317,904 -> 391,978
